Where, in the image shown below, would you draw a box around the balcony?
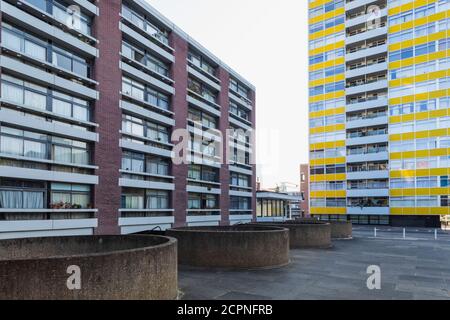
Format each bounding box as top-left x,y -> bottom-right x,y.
346,43 -> 388,62
346,132 -> 388,146
346,62 -> 388,79
0,216 -> 98,240
347,185 -> 389,197
346,8 -> 387,28
345,0 -> 384,11
346,79 -> 388,95
118,216 -> 175,234
346,151 -> 389,163
1,1 -> 97,56
186,185 -> 221,195
0,165 -> 98,185
347,170 -> 389,180
346,96 -> 388,112
346,26 -> 388,45
229,214 -> 253,225
346,115 -> 388,129
120,62 -> 174,95
120,23 -> 174,62
186,214 -> 221,227
346,206 -> 389,215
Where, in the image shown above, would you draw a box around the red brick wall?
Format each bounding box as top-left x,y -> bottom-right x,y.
218,68 -> 230,225
92,0 -> 122,234
171,32 -> 189,227
300,164 -> 310,217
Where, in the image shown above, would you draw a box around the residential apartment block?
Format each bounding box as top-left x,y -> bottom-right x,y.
309,0 -> 450,226
0,0 -> 256,239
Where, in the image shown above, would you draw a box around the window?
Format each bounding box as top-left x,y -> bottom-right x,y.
0,179 -> 46,209
147,157 -> 169,176
147,190 -> 169,209
229,78 -> 250,99
188,51 -> 216,76
122,152 -> 145,173
50,183 -> 90,209
121,189 -> 144,209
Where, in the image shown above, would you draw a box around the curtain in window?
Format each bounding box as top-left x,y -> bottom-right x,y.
0,190 -> 23,208
2,29 -> 21,52
0,136 -> 23,156
53,98 -> 72,117
1,82 -> 23,104
72,149 -> 89,165
147,195 -> 158,209
124,196 -> 144,209
72,194 -> 89,208
24,39 -> 46,61
51,192 -> 71,205
25,90 -> 46,110
23,191 -> 44,209
24,140 -> 46,159
54,145 -> 72,163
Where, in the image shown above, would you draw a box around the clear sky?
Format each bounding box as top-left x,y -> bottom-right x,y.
147,0 -> 310,189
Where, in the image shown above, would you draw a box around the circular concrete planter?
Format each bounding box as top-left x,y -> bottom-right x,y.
249,221 -> 332,249
0,235 -> 178,300
166,226 -> 290,269
329,221 -> 353,239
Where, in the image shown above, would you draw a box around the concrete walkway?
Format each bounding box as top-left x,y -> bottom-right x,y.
179,236 -> 450,300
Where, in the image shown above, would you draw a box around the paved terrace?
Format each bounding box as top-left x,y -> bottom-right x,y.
179,227 -> 450,300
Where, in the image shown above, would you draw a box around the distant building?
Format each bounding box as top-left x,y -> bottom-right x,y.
256,191 -> 301,222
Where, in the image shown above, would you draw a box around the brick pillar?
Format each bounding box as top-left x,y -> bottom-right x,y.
218,68 -> 230,225
171,33 -> 189,227
92,0 -> 122,234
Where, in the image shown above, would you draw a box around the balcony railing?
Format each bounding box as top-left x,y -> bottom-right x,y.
347,112 -> 387,122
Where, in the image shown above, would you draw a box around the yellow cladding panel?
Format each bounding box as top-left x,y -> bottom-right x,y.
309,0 -> 325,10
310,157 -> 346,167
389,109 -> 450,124
390,148 -> 450,160
388,89 -> 450,106
310,57 -> 345,73
390,168 -> 450,178
310,123 -> 345,135
309,23 -> 345,41
389,0 -> 438,16
390,129 -> 450,141
310,207 -> 347,215
309,90 -> 345,103
389,69 -> 450,89
309,41 -> 345,57
309,73 -> 345,88
310,139 -> 345,151
309,7 -> 345,25
309,173 -> 346,182
310,106 -> 345,119
390,207 -> 450,216
391,188 -> 450,197
310,191 -> 346,198
388,50 -> 450,70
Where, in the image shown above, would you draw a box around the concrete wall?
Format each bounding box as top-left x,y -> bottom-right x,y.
167,226 -> 289,269
0,235 -> 178,300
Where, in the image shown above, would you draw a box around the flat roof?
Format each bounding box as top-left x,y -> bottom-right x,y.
256,191 -> 301,201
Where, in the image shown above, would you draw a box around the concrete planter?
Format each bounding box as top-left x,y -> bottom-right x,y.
329,221 -> 353,239
249,221 -> 332,249
0,235 -> 178,300
167,226 -> 290,269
